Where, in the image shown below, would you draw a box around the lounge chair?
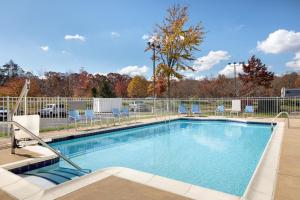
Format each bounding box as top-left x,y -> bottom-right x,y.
120,107 -> 131,123
215,105 -> 225,115
244,105 -> 254,117
84,110 -> 101,125
191,104 -> 201,116
178,105 -> 188,115
121,107 -> 130,118
69,110 -> 83,127
112,108 -> 121,123
230,100 -> 241,117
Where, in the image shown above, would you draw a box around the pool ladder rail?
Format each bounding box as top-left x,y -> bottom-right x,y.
271,111 -> 290,130
1,120 -> 91,173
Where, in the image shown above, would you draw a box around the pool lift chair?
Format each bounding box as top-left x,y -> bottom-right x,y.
2,79 -> 90,173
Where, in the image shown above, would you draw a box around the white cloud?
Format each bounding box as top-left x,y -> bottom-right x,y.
94,72 -> 108,76
64,34 -> 85,41
286,52 -> 300,68
193,51 -> 230,72
219,63 -> 244,78
142,34 -> 150,40
40,46 -> 49,52
184,73 -> 205,80
111,32 -> 120,38
119,65 -> 149,77
257,29 -> 300,54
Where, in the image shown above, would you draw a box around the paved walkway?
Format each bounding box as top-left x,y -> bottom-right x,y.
0,148 -> 40,165
57,175 -> 191,200
275,119 -> 300,200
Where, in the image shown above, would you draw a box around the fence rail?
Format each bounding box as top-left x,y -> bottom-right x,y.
1,96 -> 299,137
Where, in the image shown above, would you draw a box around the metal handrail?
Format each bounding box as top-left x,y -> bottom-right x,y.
272,112 -> 290,129
2,121 -> 86,172
11,79 -> 30,116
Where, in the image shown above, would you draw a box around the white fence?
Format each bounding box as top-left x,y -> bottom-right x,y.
1,96 -> 300,137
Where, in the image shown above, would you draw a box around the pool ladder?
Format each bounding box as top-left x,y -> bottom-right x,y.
1,120 -> 89,173
271,111 -> 290,130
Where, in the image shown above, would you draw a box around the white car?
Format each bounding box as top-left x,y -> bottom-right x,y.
38,104 -> 67,118
129,101 -> 148,112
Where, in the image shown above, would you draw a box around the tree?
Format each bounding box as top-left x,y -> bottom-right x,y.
0,60 -> 33,85
0,77 -> 25,96
91,87 -> 98,97
239,55 -> 274,96
147,74 -> 167,97
99,80 -> 114,97
127,76 -> 149,98
114,74 -> 131,97
147,5 -> 204,98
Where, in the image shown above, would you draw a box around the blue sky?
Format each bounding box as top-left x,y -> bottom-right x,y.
0,0 -> 300,79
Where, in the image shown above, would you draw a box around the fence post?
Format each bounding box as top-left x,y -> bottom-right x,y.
57,96 -> 60,119
6,96 -> 10,137
276,97 -> 279,114
24,95 -> 27,115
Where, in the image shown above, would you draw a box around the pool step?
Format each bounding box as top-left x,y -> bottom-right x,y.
22,167 -> 88,188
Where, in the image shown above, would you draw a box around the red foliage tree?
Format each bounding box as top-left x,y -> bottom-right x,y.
239,55 -> 274,96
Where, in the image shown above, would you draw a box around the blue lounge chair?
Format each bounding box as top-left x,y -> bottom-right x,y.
84,110 -> 101,125
191,104 -> 201,115
112,108 -> 121,123
69,110 -> 81,122
178,105 -> 188,115
215,105 -> 225,115
69,110 -> 83,128
244,105 -> 254,116
121,107 -> 130,117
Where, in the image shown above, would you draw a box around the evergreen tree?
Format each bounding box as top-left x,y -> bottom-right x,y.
99,80 -> 114,97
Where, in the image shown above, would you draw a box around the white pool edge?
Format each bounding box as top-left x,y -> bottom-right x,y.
242,121 -> 284,200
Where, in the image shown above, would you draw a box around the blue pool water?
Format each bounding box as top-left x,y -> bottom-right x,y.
34,120 -> 272,196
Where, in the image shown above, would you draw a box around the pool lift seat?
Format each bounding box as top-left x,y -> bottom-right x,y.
3,79 -> 89,173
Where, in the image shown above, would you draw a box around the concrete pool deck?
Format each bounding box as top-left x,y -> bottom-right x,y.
0,116 -> 298,199
0,148 -> 41,166
274,124 -> 300,200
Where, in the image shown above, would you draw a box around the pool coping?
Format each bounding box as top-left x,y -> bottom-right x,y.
0,145 -> 58,173
0,117 -> 284,200
243,121 -> 284,200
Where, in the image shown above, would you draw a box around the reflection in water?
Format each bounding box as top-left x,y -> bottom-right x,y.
190,122 -> 244,152
193,134 -> 227,152
224,125 -> 243,139
52,123 -> 173,157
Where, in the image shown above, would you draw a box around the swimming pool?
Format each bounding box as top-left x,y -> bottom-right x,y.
27,119 -> 273,196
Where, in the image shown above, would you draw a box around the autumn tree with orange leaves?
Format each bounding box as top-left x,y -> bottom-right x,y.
127,76 -> 149,98
146,5 -> 204,98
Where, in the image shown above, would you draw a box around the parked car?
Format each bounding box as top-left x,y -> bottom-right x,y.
129,101 -> 148,112
38,104 -> 67,118
0,107 -> 8,121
